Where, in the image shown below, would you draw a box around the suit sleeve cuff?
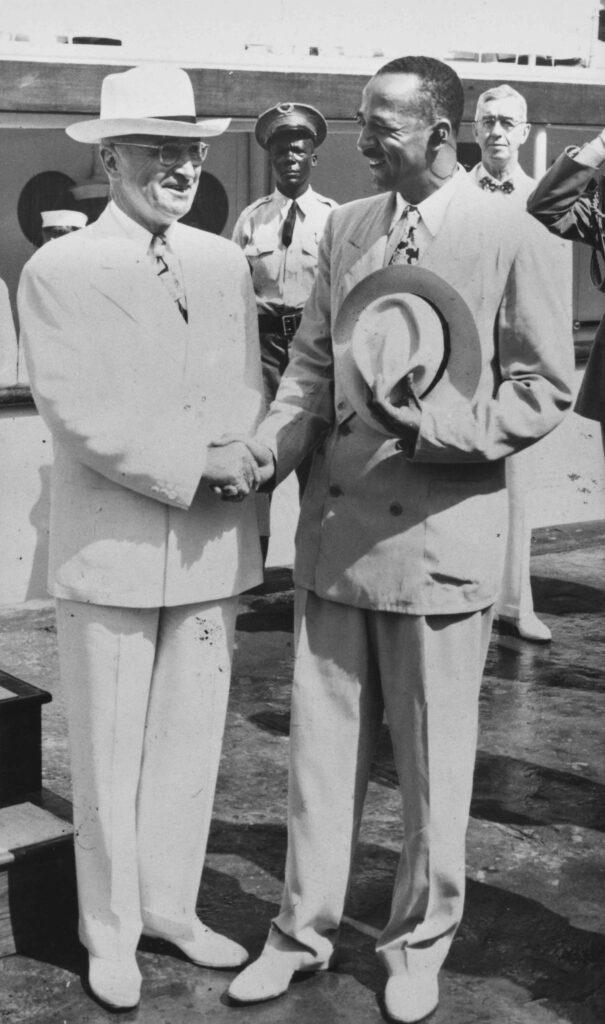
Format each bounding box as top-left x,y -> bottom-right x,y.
573,132 -> 605,170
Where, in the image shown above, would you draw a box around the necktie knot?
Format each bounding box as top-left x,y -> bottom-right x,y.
282,200 -> 299,248
149,233 -> 188,321
389,205 -> 420,266
479,175 -> 515,194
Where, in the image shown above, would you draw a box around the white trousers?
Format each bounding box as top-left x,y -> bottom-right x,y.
497,453 -> 536,620
272,588 -> 493,979
56,596 -> 238,961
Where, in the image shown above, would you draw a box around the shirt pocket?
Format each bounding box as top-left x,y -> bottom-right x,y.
243,238 -> 281,289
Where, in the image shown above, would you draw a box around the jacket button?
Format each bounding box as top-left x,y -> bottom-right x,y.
336,400 -> 346,411
394,439 -> 407,452
389,501 -> 403,516
329,484 -> 343,497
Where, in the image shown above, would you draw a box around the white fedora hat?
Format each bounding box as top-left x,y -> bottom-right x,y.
66,64 -> 230,144
334,265 -> 482,435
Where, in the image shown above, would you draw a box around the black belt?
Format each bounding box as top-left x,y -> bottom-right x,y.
258,309 -> 303,338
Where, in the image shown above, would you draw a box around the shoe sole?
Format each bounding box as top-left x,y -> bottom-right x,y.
85,979 -> 141,1013
228,965 -> 329,1005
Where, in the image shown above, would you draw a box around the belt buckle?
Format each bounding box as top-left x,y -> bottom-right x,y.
281,313 -> 298,337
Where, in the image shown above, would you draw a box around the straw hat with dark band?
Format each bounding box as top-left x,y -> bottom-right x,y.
66,64 -> 230,144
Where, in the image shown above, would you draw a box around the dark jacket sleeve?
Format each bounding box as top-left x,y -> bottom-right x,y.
527,150 -> 602,249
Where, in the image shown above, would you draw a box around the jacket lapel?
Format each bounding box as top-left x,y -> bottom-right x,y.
86,212 -> 189,362
341,193 -> 393,298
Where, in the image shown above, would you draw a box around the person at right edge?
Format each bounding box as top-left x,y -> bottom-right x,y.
528,128 -> 605,443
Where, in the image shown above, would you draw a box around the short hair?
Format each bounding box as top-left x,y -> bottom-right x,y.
374,56 -> 465,134
474,84 -> 528,122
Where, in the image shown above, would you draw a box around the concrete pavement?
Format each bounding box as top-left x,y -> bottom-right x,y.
1,523 -> 605,1023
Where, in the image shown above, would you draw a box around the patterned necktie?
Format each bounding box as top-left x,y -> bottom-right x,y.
149,234 -> 188,321
478,175 -> 515,194
281,200 -> 299,248
389,205 -> 420,265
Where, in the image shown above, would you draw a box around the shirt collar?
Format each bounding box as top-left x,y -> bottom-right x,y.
108,200 -> 177,253
477,162 -> 525,186
274,185 -> 314,217
389,167 -> 466,237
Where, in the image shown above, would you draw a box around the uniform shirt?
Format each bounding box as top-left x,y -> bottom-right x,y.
232,186 -> 338,315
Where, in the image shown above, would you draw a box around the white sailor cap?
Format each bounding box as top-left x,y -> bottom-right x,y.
41,209 -> 88,229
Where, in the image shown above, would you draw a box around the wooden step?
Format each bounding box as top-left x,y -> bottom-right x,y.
0,789 -> 77,957
0,671 -> 50,806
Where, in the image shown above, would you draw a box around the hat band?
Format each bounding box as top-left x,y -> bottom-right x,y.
418,300 -> 450,400
149,114 -> 198,124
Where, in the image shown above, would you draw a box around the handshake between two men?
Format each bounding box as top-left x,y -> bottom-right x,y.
203,436 -> 276,502
201,372 -> 424,502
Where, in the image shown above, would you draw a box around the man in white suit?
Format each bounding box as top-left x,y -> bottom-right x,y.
224,57 -> 573,1023
18,64 -> 264,1010
471,83 -> 553,643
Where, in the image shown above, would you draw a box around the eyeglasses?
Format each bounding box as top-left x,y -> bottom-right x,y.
111,140 -> 209,166
475,117 -> 527,133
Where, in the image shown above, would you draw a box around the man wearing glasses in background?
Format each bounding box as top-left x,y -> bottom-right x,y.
471,84 -> 555,643
18,64 -> 265,1011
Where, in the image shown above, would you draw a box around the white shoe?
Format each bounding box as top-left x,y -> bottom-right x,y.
498,612 -> 551,643
384,973 -> 439,1023
142,919 -> 248,968
88,954 -> 141,1009
228,945 -> 327,1004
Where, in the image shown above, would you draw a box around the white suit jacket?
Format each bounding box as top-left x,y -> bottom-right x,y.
256,171 -> 574,615
18,205 -> 264,607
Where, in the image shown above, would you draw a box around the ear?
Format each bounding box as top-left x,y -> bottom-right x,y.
98,143 -> 120,180
520,121 -> 531,144
429,119 -> 452,148
311,153 -> 318,166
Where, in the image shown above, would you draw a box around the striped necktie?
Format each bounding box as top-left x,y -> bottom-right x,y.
149,234 -> 188,321
389,205 -> 420,265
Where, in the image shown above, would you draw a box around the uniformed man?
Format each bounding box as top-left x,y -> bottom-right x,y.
232,102 -> 337,505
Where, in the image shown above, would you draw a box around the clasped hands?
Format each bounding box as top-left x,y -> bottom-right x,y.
203,436 -> 275,502
202,372 -> 420,502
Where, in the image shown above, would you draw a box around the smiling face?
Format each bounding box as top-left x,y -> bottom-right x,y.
357,73 -> 442,201
472,96 -> 530,177
100,135 -> 201,233
268,131 -> 317,199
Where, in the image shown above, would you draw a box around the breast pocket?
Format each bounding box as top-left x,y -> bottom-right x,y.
301,234 -> 320,271
243,239 -> 280,290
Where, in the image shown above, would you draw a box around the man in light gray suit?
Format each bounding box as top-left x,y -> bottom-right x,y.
223,56 -> 573,1023
18,63 -> 264,1010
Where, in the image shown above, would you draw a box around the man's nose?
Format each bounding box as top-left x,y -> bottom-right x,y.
357,124 -> 373,151
173,157 -> 197,177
